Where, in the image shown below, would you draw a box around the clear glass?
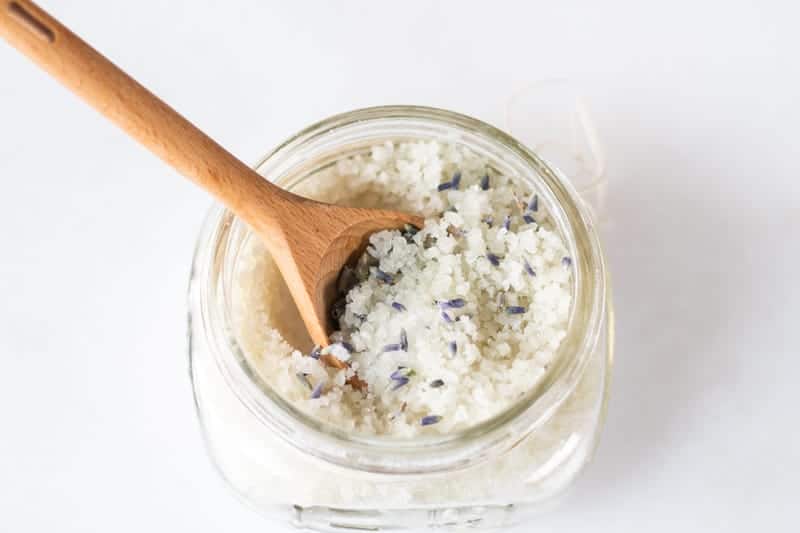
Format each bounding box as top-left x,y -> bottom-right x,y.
505,79 -> 608,221
188,106 -> 614,530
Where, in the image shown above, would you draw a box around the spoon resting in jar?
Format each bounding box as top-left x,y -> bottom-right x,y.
0,1 -> 423,369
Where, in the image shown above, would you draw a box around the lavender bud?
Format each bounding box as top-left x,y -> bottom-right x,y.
310,381 -> 325,399
375,269 -> 394,284
421,415 -> 442,426
524,259 -> 536,277
451,171 -> 462,190
382,343 -> 402,353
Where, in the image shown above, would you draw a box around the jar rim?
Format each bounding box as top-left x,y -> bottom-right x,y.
189,105 -> 608,474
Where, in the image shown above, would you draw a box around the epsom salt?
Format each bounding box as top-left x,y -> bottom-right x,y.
233,140 -> 572,436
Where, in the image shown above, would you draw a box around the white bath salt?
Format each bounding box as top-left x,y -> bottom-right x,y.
233,140 -> 572,436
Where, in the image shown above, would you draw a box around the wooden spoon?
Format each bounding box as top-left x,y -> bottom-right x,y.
0,1 -> 423,364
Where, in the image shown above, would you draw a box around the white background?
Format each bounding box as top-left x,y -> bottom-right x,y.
1,1 -> 798,531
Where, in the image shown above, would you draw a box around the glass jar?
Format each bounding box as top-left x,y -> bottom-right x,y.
188,106 -> 613,531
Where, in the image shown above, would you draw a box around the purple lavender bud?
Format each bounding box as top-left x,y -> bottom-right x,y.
448,341 -> 457,355
523,214 -> 536,224
503,215 -> 511,231
437,181 -> 454,192
375,269 -> 394,284
524,259 -> 536,277
448,298 -> 466,308
382,343 -> 402,353
430,379 -> 445,388
527,194 -> 539,212
310,381 -> 325,399
506,306 -> 527,315
480,174 -> 490,190
339,342 -> 355,353
309,345 -> 321,359
451,171 -> 462,190
438,298 -> 466,309
400,328 -> 408,351
482,215 -> 494,228
562,256 -> 573,268
487,253 -> 501,267
391,376 -> 410,390
441,311 -> 453,323
421,415 -> 442,426
391,301 -> 406,312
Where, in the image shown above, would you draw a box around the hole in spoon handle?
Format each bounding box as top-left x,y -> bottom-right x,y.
8,1 -> 55,42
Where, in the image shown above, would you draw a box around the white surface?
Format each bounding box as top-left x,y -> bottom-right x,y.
0,1 -> 797,531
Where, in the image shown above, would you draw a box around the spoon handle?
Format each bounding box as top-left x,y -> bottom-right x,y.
0,0 -> 292,235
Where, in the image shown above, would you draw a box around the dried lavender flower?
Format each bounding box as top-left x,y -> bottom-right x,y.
523,214 -> 536,225
375,269 -> 394,284
506,305 -> 527,315
448,341 -> 457,355
562,256 -> 573,268
482,215 -> 494,228
524,259 -> 536,277
421,415 -> 442,426
527,194 -> 539,212
391,301 -> 406,312
487,253 -> 501,267
438,298 -> 466,309
430,379 -> 445,388
437,180 -> 454,192
391,376 -> 410,390
390,367 -> 416,380
382,343 -> 402,353
400,328 -> 409,351
310,381 -> 325,399
503,215 -> 511,231
480,174 -> 490,190
339,341 -> 355,353
451,171 -> 462,190
308,345 -> 321,359
441,311 -> 453,323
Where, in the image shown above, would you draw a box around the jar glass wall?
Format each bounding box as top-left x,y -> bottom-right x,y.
188,106 -> 613,531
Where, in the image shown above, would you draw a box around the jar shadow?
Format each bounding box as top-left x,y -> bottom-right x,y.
562,160 -> 754,506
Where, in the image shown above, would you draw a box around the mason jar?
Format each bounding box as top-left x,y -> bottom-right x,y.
188,106 -> 613,531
